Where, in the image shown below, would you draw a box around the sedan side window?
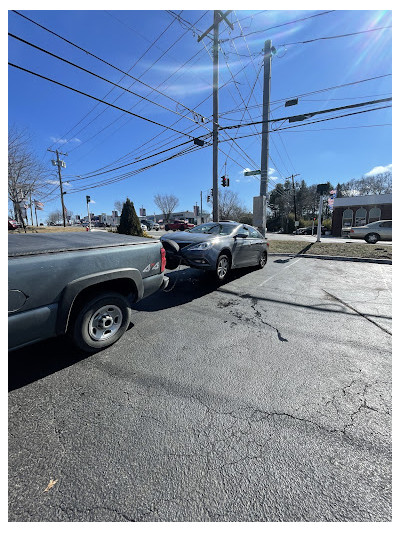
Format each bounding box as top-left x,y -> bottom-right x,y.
237,226 -> 250,237
379,221 -> 392,228
249,227 -> 260,238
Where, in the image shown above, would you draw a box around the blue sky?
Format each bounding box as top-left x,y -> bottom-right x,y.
8,5 -> 392,223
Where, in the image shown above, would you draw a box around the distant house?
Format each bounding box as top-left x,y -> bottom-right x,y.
331,193 -> 392,236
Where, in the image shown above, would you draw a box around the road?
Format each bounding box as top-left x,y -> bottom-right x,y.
8,257 -> 392,521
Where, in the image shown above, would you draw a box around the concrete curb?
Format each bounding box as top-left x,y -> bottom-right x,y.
269,253 -> 392,265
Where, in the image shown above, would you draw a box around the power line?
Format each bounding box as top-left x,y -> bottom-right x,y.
220,10 -> 335,42
8,62 -> 202,140
9,33 -> 205,125
219,97 -> 392,131
218,106 -> 392,141
278,25 -> 392,47
11,10 -> 203,121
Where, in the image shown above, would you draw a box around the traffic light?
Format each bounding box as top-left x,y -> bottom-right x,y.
221,176 -> 226,187
207,195 -> 211,202
86,195 -> 91,203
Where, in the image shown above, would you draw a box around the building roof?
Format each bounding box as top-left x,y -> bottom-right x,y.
333,193 -> 392,208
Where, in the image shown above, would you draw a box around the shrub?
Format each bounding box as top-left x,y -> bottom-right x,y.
117,198 -> 143,236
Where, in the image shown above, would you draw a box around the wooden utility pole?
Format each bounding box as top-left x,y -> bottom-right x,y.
198,10 -> 233,222
291,173 -> 300,223
256,39 -> 273,236
48,149 -> 68,227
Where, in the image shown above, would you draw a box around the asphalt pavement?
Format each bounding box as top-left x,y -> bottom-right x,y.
8,257 -> 392,521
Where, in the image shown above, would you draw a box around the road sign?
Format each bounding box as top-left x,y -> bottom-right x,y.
244,170 -> 261,176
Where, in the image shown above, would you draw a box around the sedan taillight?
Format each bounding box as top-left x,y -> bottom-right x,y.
350,229 -> 354,233
160,247 -> 166,272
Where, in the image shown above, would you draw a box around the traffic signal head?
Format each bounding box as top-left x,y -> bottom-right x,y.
86,195 -> 91,203
221,176 -> 226,187
207,195 -> 211,202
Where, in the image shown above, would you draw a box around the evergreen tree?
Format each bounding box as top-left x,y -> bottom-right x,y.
117,198 -> 143,236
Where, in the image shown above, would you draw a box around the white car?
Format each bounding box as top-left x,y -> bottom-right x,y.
348,220 -> 392,243
141,223 -> 147,231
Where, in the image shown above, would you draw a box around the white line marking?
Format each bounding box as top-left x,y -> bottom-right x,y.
259,257 -> 301,286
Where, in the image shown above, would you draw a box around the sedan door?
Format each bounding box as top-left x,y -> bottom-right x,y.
376,221 -> 392,240
232,226 -> 256,267
248,226 -> 265,264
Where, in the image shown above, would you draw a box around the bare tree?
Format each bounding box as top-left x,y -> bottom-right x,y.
208,189 -> 246,221
114,200 -> 123,214
340,171 -> 392,196
8,125 -> 51,225
46,210 -> 63,225
154,194 -> 179,221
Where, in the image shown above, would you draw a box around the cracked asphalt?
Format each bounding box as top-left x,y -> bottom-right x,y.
8,257 -> 392,522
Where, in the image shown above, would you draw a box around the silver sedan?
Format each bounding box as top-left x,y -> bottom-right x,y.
161,221 -> 269,281
348,220 -> 392,243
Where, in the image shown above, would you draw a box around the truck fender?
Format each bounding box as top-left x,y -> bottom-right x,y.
56,268 -> 143,335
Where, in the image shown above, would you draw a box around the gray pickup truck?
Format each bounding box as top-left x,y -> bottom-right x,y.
8,231 -> 168,353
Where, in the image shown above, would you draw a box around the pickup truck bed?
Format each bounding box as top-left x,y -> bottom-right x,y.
8,232 -> 168,352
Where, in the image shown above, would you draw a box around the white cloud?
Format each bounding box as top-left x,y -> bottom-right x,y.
50,137 -> 81,144
46,180 -> 59,185
364,163 -> 392,177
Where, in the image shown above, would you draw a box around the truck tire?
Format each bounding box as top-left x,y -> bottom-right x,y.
71,292 -> 131,353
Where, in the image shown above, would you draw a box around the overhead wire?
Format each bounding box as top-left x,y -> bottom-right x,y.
8,62 -> 203,140
9,32 -> 207,125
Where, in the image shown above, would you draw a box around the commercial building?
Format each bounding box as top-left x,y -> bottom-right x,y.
331,193 -> 392,236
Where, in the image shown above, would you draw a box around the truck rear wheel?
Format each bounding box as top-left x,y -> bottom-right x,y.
71,292 -> 131,353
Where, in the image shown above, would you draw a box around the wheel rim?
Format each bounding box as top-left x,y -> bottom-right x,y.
88,304 -> 123,341
217,257 -> 229,279
260,253 -> 267,267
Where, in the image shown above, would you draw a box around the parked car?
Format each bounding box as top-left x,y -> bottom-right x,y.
161,221 -> 269,282
164,220 -> 195,231
348,220 -> 392,243
295,225 -> 326,235
141,223 -> 148,231
8,232 -> 168,352
152,223 -> 160,231
8,219 -> 20,230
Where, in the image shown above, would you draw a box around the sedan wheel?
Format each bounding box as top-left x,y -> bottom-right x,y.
365,233 -> 379,244
216,254 -> 230,281
258,251 -> 268,269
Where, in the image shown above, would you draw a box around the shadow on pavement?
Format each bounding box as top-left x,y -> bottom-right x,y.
8,267 -> 253,391
8,337 -> 89,392
134,266 -> 253,312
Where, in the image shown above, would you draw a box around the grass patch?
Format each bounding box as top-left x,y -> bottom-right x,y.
269,239 -> 392,260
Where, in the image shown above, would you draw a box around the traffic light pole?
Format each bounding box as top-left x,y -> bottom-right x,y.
86,196 -> 92,231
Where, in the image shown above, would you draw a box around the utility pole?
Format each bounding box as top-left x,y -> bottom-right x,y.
291,173 -> 300,223
200,191 -> 203,223
198,10 -> 233,222
48,149 -> 68,227
253,40 -> 273,237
